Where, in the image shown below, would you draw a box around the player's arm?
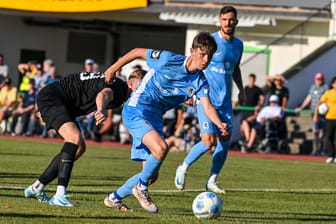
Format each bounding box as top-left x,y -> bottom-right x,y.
104,48 -> 148,84
98,109 -> 113,135
232,66 -> 245,104
199,96 -> 229,137
94,88 -> 114,125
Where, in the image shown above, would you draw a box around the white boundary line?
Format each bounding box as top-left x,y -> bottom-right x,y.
2,186 -> 336,193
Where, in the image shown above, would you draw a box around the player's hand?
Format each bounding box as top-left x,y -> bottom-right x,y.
94,110 -> 106,126
219,123 -> 229,138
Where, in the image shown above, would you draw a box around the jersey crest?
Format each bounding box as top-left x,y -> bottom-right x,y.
150,50 -> 162,59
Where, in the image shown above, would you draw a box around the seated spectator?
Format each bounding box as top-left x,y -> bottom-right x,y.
238,73 -> 265,152
0,77 -> 18,133
241,95 -> 284,152
9,79 -> 37,135
166,114 -> 199,152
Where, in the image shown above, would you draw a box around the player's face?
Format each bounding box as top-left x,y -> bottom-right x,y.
219,12 -> 238,37
128,77 -> 142,92
191,47 -> 213,70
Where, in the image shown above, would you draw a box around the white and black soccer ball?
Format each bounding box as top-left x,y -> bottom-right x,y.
192,191 -> 223,219
318,103 -> 328,115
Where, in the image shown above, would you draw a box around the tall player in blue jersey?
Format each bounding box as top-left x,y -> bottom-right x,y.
175,5 -> 245,194
103,32 -> 229,213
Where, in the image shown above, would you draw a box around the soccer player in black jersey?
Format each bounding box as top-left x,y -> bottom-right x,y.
24,71 -> 128,207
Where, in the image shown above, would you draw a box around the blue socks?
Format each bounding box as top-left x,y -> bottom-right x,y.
138,155 -> 162,187
184,141 -> 209,166
210,141 -> 229,175
114,173 -> 140,200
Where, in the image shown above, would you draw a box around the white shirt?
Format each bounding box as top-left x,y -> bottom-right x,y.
257,104 -> 284,123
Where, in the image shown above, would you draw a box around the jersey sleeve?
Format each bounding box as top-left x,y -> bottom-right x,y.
146,49 -> 171,70
195,73 -> 210,99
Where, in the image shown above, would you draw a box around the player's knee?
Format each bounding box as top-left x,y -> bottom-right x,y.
201,135 -> 216,147
151,142 -> 169,160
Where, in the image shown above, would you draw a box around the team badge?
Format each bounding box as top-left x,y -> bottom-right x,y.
202,122 -> 209,130
187,87 -> 195,96
150,50 -> 162,59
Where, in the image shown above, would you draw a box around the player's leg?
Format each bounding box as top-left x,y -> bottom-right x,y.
47,121 -> 82,207
206,111 -> 232,194
175,104 -> 215,190
24,153 -> 60,202
121,107 -> 164,213
131,130 -> 167,213
206,139 -> 229,194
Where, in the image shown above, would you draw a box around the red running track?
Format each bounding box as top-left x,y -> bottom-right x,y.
0,135 -> 326,163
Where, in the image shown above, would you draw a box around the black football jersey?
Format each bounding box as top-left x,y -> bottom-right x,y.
54,72 -> 127,116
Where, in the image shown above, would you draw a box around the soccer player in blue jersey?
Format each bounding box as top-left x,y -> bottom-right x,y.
175,5 -> 245,194
103,32 -> 229,213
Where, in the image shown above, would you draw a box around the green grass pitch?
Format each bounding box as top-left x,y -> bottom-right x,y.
1,137 -> 336,223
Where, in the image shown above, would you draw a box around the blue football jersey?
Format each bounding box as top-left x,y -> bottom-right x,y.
205,31 -> 243,108
126,49 -> 209,115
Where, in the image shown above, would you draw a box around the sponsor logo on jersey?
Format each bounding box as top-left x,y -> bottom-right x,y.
154,81 -> 170,95
79,72 -> 104,81
150,50 -> 162,59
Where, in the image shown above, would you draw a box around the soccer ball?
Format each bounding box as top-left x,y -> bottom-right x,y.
192,191 -> 223,219
318,103 -> 328,115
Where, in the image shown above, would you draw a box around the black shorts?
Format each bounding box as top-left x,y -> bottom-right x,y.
37,84 -> 75,131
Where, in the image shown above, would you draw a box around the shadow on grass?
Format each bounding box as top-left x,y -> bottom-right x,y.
224,209 -> 336,223
0,212 -> 146,221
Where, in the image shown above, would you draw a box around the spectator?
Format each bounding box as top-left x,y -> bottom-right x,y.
93,63 -> 100,73
0,53 -> 9,78
244,95 -> 285,152
39,59 -> 56,90
265,74 -> 289,111
295,72 -> 328,156
238,73 -> 265,152
163,108 -> 182,138
0,77 -> 17,133
314,77 -> 336,163
10,79 -> 37,135
18,61 -> 39,93
84,58 -> 95,72
33,64 -> 43,90
265,74 -> 290,140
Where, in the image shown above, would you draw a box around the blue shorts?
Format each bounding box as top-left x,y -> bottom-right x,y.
312,115 -> 326,131
122,105 -> 164,161
196,103 -> 233,135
